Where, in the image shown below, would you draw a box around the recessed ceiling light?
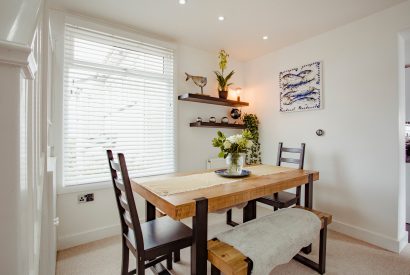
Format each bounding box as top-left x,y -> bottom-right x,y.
178,0 -> 186,5
262,36 -> 268,40
218,16 -> 225,21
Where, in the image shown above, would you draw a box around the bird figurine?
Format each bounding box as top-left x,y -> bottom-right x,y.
185,72 -> 207,95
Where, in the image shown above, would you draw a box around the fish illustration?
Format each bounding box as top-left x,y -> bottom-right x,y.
282,95 -> 318,105
281,69 -> 313,81
282,87 -> 319,98
185,73 -> 207,94
282,77 -> 316,90
282,87 -> 320,105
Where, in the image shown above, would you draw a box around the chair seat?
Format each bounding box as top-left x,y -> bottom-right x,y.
126,216 -> 192,258
257,191 -> 298,208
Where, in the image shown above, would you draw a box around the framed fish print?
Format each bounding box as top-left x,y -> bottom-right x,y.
279,61 -> 322,112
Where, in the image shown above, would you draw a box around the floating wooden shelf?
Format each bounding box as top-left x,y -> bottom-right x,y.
190,122 -> 246,129
178,93 -> 249,107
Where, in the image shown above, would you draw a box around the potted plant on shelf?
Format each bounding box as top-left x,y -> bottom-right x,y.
214,50 -> 234,99
212,129 -> 253,175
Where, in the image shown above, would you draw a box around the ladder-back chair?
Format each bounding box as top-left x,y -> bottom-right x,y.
107,150 -> 192,275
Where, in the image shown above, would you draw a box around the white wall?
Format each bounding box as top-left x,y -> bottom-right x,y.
405,39 -> 410,122
0,0 -> 42,43
245,1 -> 410,252
406,37 -> 410,223
55,22 -> 248,249
177,45 -> 247,172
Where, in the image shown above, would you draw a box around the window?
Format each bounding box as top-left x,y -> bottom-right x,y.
63,24 -> 175,186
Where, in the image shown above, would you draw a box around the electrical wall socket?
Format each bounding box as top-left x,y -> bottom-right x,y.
78,193 -> 94,203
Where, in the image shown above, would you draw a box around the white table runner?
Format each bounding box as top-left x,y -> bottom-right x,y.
139,165 -> 292,196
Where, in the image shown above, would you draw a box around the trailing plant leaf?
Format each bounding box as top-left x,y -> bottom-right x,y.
243,114 -> 262,165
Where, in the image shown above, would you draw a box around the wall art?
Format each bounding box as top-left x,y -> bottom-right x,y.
279,61 -> 322,112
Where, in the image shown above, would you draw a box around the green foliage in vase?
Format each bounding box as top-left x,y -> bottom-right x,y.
214,50 -> 235,91
243,114 -> 262,164
212,129 -> 253,158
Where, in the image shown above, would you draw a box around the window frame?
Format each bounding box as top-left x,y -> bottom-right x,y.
51,12 -> 178,194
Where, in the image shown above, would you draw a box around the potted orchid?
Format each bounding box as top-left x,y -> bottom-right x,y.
212,130 -> 253,175
214,50 -> 235,99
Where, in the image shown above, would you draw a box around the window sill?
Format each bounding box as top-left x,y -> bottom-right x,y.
57,181 -> 112,195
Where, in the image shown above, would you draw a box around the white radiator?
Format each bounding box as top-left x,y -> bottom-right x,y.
207,157 -> 226,169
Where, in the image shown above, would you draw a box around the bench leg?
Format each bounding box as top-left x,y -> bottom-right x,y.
211,264 -> 221,275
245,257 -> 254,275
303,175 -> 313,254
294,218 -> 328,275
302,245 -> 312,254
318,219 -> 328,274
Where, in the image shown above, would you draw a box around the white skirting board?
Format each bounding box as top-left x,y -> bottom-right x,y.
329,219 -> 408,253
58,224 -> 121,251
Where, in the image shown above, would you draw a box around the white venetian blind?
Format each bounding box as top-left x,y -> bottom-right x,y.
63,24 -> 175,186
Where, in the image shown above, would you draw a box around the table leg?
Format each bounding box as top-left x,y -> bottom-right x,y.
304,174 -> 313,208
302,174 -> 314,254
146,200 -> 156,221
191,197 -> 208,275
243,199 -> 257,222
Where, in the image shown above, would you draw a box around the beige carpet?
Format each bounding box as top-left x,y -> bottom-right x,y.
57,207 -> 410,275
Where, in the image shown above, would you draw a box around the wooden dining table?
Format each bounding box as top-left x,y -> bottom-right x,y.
131,165 -> 319,275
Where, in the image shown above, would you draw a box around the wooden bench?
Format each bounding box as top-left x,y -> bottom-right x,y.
208,207 -> 332,275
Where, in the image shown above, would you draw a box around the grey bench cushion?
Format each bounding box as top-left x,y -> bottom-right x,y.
216,208 -> 321,275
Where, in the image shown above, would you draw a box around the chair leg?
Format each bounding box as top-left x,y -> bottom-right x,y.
137,260 -> 145,275
227,209 -> 232,224
211,264 -> 221,275
226,209 -> 239,227
121,238 -> 129,275
166,253 -> 173,270
273,193 -> 279,211
173,250 -> 180,263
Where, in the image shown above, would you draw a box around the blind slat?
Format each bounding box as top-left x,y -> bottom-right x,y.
63,24 -> 175,186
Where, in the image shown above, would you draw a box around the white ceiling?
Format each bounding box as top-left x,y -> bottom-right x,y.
49,0 -> 406,61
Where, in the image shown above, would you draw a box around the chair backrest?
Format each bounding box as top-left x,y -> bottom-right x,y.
107,150 -> 144,255
276,142 -> 306,169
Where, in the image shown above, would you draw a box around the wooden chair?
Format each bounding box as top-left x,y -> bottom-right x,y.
226,142 -> 306,227
257,142 -> 306,210
107,150 -> 192,275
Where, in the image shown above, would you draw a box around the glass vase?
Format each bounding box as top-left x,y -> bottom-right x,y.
226,153 -> 245,175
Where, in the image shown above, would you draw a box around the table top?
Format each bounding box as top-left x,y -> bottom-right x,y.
131,167 -> 319,220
